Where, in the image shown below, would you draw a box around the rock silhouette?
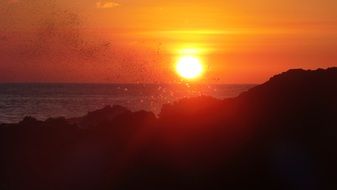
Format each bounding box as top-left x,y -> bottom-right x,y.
1,68 -> 337,190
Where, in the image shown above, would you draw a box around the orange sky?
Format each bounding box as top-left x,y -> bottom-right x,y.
0,0 -> 336,83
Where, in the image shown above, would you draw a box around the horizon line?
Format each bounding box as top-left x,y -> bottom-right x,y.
0,82 -> 258,86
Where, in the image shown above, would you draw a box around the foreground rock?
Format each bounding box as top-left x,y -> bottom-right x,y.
0,68 -> 337,190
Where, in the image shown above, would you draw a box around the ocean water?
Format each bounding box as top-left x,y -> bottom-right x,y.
0,83 -> 255,123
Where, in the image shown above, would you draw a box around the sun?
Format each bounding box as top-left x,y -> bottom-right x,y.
176,56 -> 204,80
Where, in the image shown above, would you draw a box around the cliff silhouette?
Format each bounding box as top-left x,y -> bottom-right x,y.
1,68 -> 337,190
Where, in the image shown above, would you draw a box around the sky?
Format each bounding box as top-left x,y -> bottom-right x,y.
0,0 -> 336,83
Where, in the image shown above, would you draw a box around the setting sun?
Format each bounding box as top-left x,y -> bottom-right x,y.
1,0 -> 336,189
176,56 -> 204,80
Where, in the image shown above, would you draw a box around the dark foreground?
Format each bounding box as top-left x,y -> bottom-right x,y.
1,68 -> 337,190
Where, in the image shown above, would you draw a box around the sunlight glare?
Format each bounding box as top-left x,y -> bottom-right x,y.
176,55 -> 204,80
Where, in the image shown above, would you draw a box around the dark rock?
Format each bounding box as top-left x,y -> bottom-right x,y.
18,116 -> 43,128
1,68 -> 337,190
78,105 -> 131,128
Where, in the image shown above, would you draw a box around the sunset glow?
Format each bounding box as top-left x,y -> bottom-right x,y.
0,0 -> 336,84
0,1 -> 337,189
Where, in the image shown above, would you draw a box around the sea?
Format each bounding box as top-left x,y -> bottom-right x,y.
0,83 -> 255,123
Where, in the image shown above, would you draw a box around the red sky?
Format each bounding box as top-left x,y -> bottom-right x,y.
0,0 -> 336,83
